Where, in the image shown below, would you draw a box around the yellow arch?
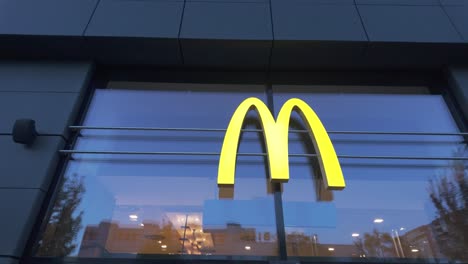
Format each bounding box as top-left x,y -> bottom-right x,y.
277,98 -> 345,190
217,97 -> 345,190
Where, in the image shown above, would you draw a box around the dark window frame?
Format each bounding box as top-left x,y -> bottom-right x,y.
21,67 -> 467,264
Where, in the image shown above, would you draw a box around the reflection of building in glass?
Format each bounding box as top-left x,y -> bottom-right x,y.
206,223 -> 277,256
287,234 -> 359,257
284,223 -> 446,259
429,213 -> 467,261
78,221 -> 112,257
400,224 -> 440,259
286,232 -> 362,257
78,221 -> 276,257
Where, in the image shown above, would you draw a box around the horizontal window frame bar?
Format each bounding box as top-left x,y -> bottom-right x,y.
58,150 -> 468,160
23,256 -> 448,264
69,126 -> 468,137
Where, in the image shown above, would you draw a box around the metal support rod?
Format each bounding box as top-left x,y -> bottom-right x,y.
68,126 -> 468,136
58,150 -> 468,160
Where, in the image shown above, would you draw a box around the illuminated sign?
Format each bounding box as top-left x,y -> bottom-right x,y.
217,97 -> 345,190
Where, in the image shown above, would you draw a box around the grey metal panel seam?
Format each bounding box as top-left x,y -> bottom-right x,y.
353,0 -> 370,41
267,0 -> 275,74
178,0 -> 188,65
82,0 -> 102,36
437,0 -> 466,41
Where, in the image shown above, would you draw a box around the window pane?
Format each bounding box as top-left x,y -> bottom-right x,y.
36,84 -> 279,258
273,85 -> 467,262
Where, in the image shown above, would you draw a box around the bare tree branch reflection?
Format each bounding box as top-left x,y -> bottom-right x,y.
37,173 -> 85,256
354,229 -> 395,258
429,147 -> 468,262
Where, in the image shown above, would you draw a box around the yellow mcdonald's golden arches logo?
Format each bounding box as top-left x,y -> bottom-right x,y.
217,97 -> 345,190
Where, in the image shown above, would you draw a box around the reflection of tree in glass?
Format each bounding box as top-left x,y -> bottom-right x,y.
287,232 -> 313,256
429,147 -> 468,262
37,173 -> 85,256
354,229 -> 395,258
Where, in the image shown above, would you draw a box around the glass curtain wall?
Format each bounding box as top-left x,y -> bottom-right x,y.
34,83 -> 467,263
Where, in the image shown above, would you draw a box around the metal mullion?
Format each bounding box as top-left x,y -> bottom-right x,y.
266,84 -> 288,260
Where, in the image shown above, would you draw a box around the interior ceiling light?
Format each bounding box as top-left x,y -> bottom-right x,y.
129,214 -> 138,221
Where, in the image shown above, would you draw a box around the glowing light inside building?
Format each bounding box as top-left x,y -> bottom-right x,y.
129,214 -> 138,221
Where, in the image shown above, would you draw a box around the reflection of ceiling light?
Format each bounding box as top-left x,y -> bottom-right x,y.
161,245 -> 167,249
411,249 -> 419,252
352,233 -> 360,237
245,246 -> 251,250
328,248 -> 335,251
140,223 -> 144,227
373,218 -> 384,223
158,240 -> 162,244
129,215 -> 138,221
400,227 -> 405,231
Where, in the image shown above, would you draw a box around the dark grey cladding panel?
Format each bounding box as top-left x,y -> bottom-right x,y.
448,67 -> 468,120
272,0 -> 367,41
0,257 -> 17,264
181,39 -> 271,69
0,92 -> 81,135
85,0 -> 184,38
358,5 -> 463,42
180,2 -> 272,40
356,0 -> 439,4
364,42 -> 468,69
0,0 -> 97,36
86,37 -> 182,66
444,5 -> 468,41
187,0 -> 267,2
0,62 -> 92,93
0,189 -> 44,257
270,41 -> 367,69
0,136 -> 64,191
274,0 -> 354,3
0,35 -> 88,62
440,0 -> 468,5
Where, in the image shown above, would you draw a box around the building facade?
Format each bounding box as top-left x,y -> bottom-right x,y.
1,0 -> 467,264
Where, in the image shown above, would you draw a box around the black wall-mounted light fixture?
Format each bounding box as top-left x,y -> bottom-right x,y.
12,119 -> 37,145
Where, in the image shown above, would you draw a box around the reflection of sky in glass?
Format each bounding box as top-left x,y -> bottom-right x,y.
63,85 -> 279,257
273,85 -> 466,258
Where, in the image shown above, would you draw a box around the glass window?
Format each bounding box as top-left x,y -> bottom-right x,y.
273,85 -> 467,262
36,83 -> 279,258
34,82 -> 467,263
